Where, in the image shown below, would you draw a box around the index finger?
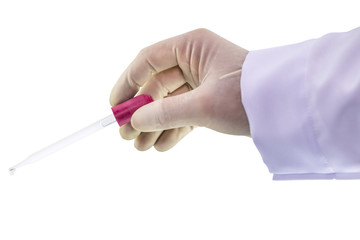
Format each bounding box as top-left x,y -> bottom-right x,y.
109,36 -> 181,106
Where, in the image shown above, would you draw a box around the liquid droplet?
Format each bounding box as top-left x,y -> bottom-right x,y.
9,168 -> 16,176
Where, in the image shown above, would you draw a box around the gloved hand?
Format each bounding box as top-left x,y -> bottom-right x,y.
110,29 -> 250,151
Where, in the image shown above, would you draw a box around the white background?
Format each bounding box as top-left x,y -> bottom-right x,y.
0,0 -> 359,239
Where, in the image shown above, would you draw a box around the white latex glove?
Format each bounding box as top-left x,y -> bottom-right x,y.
110,29 -> 250,151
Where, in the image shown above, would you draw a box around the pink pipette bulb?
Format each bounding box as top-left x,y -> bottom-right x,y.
112,94 -> 153,126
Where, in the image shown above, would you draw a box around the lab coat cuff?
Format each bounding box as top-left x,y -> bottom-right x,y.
241,39 -> 336,180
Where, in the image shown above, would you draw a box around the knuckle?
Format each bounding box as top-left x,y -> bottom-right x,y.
191,28 -> 212,38
126,70 -> 141,89
193,28 -> 210,34
138,46 -> 156,73
137,46 -> 149,57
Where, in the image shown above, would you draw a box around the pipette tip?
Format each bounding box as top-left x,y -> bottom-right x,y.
9,168 -> 16,175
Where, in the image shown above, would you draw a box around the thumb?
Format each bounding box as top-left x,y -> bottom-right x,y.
131,89 -> 209,132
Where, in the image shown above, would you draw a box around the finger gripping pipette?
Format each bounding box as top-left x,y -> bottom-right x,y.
9,94 -> 153,175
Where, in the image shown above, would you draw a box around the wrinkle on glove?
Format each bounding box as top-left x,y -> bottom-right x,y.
241,27 -> 360,180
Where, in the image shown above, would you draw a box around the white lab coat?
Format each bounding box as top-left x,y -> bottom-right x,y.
241,27 -> 360,180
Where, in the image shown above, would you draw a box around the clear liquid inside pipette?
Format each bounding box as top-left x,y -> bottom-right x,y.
9,113 -> 116,175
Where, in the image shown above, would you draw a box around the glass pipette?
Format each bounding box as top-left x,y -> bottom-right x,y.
9,94 -> 153,175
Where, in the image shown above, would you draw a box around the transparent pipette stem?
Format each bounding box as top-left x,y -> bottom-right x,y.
9,114 -> 116,175
9,94 -> 154,175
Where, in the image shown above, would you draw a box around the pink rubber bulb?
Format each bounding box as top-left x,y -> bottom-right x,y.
111,94 -> 153,126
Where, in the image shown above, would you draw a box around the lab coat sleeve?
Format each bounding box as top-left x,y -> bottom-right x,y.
241,27 -> 360,180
